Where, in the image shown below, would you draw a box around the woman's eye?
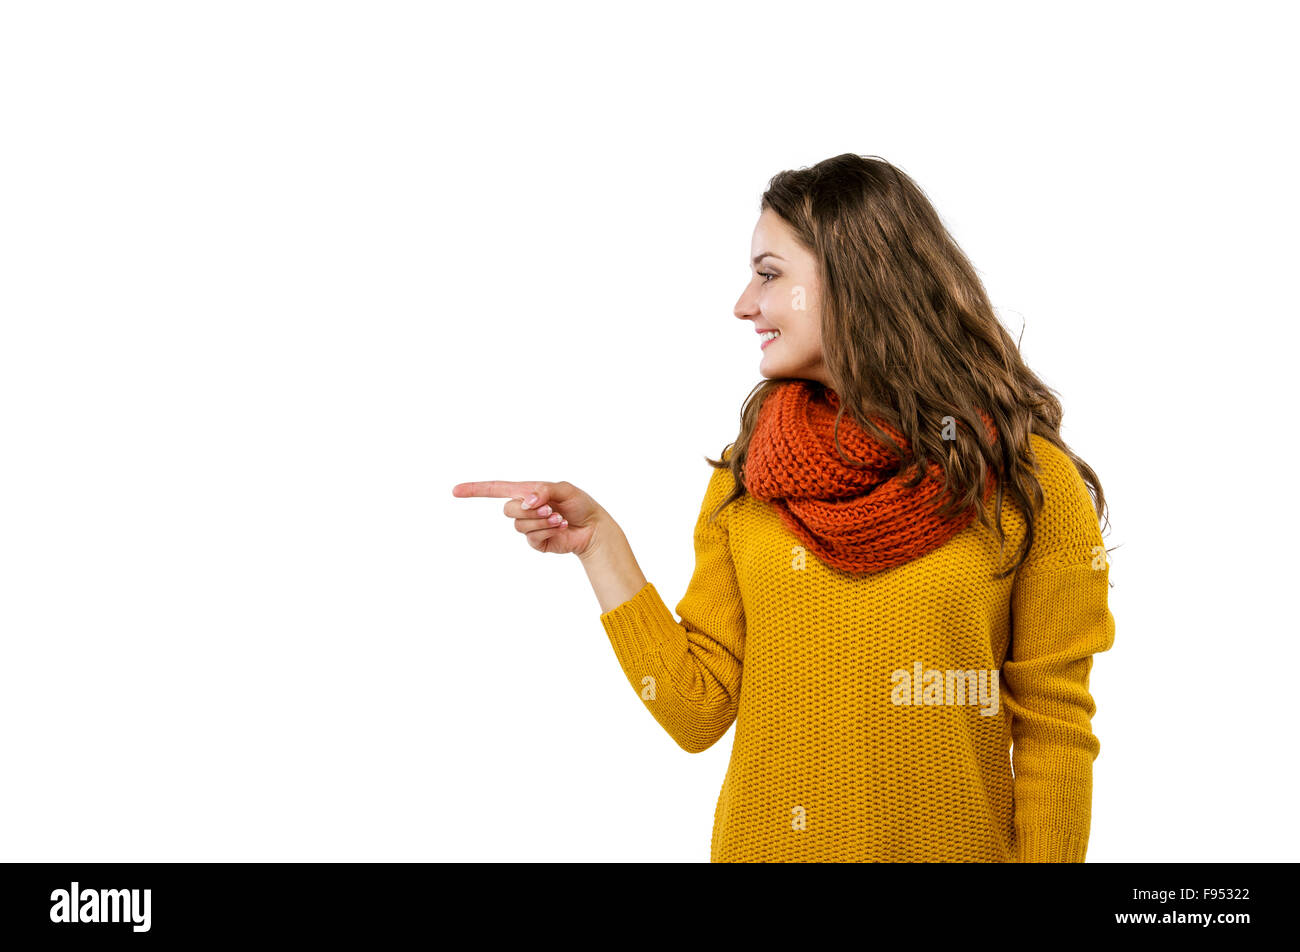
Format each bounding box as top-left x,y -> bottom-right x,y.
758,271 -> 776,283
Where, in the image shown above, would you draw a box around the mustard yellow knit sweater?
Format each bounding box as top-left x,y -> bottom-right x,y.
598,433 -> 1115,862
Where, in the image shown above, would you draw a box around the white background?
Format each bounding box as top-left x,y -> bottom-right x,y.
2,1 -> 1295,862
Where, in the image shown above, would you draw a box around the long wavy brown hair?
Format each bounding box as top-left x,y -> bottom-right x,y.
704,153 -> 1108,580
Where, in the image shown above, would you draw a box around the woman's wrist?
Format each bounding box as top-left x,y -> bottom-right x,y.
578,513 -> 648,613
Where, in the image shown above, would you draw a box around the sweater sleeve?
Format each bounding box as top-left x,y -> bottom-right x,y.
597,461 -> 746,753
1002,437 -> 1116,862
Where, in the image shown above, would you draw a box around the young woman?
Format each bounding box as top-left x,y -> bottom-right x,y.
453,153 -> 1115,863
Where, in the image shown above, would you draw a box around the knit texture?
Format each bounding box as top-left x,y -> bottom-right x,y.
599,433 -> 1115,862
744,380 -> 999,574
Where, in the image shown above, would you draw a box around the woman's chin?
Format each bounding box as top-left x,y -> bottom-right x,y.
760,352 -> 791,375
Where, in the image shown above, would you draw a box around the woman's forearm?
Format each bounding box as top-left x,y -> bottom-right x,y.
578,512 -> 648,614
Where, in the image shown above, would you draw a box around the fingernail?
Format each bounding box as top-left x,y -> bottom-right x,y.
523,493 -> 537,509
538,505 -> 552,517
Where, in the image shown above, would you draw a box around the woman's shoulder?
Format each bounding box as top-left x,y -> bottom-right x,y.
691,445 -> 742,532
1021,432 -> 1105,569
1025,432 -> 1079,487
706,446 -> 739,499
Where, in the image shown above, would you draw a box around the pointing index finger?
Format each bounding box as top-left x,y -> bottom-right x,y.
451,481 -> 540,501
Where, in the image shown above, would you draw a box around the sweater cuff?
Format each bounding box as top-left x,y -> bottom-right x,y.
599,581 -> 672,663
1015,824 -> 1090,862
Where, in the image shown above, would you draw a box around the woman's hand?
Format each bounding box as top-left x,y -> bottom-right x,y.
451,480 -> 605,558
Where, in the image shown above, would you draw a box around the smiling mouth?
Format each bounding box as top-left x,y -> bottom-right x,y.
760,330 -> 781,350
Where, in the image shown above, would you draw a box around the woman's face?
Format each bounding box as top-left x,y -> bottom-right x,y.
735,208 -> 829,386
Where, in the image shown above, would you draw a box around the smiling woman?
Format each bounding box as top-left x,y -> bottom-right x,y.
454,152 -> 1116,863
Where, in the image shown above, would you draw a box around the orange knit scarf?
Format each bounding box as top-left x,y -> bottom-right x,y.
743,380 -> 999,575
